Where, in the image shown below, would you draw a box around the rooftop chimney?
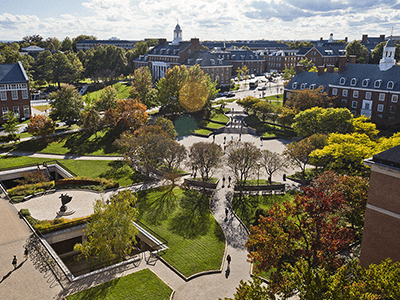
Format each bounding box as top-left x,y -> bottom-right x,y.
349,55 -> 357,64
320,37 -> 323,41
345,37 -> 348,43
317,65 -> 325,76
191,38 -> 200,45
295,64 -> 304,74
338,56 -> 347,73
380,35 -> 385,40
326,65 -> 335,73
362,34 -> 368,43
158,38 -> 167,44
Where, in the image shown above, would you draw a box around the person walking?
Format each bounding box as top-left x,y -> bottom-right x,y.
12,255 -> 17,269
24,248 -> 28,260
227,254 -> 231,265
225,207 -> 229,218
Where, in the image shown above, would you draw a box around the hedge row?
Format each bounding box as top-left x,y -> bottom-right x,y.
8,181 -> 55,198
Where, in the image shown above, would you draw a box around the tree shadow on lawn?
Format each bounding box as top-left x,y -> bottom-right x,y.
7,138 -> 50,153
169,189 -> 211,239
67,277 -> 120,300
232,193 -> 260,228
99,161 -> 144,184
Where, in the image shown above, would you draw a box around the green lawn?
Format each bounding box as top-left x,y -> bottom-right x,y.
193,128 -> 212,136
66,269 -> 172,300
233,191 -> 298,228
84,82 -> 131,100
136,187 -> 225,277
210,113 -> 229,123
0,156 -> 143,187
1,128 -> 122,156
199,120 -> 224,129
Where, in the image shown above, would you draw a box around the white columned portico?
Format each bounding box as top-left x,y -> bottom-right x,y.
151,62 -> 169,80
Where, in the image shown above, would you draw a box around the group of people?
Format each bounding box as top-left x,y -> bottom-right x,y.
11,248 -> 28,270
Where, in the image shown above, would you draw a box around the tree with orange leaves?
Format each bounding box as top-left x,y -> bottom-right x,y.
27,114 -> 56,140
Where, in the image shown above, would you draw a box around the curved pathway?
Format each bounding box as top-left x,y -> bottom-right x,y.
173,181 -> 251,300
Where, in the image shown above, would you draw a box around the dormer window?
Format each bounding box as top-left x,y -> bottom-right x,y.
362,79 -> 369,87
339,77 -> 346,85
319,85 -> 324,91
387,81 -> 394,89
292,82 -> 297,89
350,78 -> 357,86
188,50 -> 191,54
153,49 -> 157,53
300,83 -> 307,90
374,80 -> 382,88
309,84 -> 316,90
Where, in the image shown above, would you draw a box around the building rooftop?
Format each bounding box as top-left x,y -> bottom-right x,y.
373,145 -> 400,169
0,62 -> 29,84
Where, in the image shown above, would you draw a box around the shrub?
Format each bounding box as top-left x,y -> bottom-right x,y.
8,181 -> 55,197
20,209 -> 31,217
11,195 -> 26,203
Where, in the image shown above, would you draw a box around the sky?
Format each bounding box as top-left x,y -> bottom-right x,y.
1,0 -> 400,42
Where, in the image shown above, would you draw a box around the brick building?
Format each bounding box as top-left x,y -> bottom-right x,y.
361,145 -> 400,266
0,61 -> 31,124
284,38 -> 400,127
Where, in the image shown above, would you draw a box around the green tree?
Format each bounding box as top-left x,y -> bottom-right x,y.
79,108 -> 101,135
95,86 -> 118,112
226,141 -> 262,189
253,101 -> 275,121
74,190 -> 138,264
260,150 -> 287,184
298,57 -> 313,71
179,65 -> 210,112
282,66 -> 296,81
45,37 -> 61,51
237,96 -> 261,114
369,41 -> 386,64
156,65 -> 187,111
346,40 -> 369,64
3,111 -> 19,134
72,34 -> 97,52
284,134 -> 328,179
49,84 -> 84,122
285,87 -> 333,112
187,142 -> 223,184
34,50 -> 53,83
134,41 -> 148,56
154,116 -> 178,138
293,107 -> 354,137
130,66 -> 155,107
27,114 -> 56,140
276,106 -> 297,127
61,37 -> 73,52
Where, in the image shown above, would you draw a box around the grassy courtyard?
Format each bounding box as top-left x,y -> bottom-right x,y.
0,156 -> 143,187
66,269 -> 172,300
135,187 -> 225,277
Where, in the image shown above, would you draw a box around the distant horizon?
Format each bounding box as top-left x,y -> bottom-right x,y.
1,0 -> 399,42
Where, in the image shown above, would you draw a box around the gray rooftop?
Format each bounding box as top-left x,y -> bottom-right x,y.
373,145 -> 400,169
0,62 -> 29,84
184,51 -> 231,67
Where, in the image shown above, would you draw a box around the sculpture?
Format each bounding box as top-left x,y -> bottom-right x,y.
59,193 -> 73,213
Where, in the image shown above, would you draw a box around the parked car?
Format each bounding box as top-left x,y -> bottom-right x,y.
259,86 -> 267,90
226,91 -> 235,97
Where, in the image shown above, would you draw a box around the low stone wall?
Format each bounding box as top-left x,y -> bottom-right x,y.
184,178 -> 218,189
235,183 -> 285,191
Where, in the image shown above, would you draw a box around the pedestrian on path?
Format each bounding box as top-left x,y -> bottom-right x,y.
222,176 -> 225,187
12,255 -> 17,269
227,254 -> 231,265
24,248 -> 28,260
225,207 -> 229,218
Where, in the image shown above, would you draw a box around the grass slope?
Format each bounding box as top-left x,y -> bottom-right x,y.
66,269 -> 172,300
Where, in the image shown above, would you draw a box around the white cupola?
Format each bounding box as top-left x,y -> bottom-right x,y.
172,23 -> 182,45
328,33 -> 334,43
379,37 -> 396,71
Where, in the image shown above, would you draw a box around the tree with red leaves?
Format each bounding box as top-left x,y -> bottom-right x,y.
244,185 -> 355,299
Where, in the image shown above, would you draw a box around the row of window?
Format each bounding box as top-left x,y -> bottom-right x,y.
332,88 -> 398,102
0,84 -> 27,91
2,106 -> 30,118
339,77 -> 394,89
0,89 -> 29,101
341,100 -> 397,113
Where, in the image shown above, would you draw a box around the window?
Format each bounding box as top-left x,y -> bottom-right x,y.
0,85 -> 5,90
377,104 -> 384,112
365,92 -> 372,99
342,89 -> 348,96
0,91 -> 6,101
350,78 -> 357,86
2,107 -> 8,117
390,106 -> 397,113
22,89 -> 28,99
11,90 -> 17,100
351,110 -> 357,115
362,79 -> 369,87
379,93 -> 385,101
300,83 -> 306,90
374,80 -> 381,88
353,90 -> 359,98
309,84 -> 315,90
23,106 -> 30,117
377,114 -> 383,119
392,95 -> 398,103
387,81 -> 394,89
332,88 -> 338,96
292,82 -> 297,89
339,77 -> 346,85
13,106 -> 19,116
352,101 -> 358,108
341,99 -> 347,105
286,91 -> 291,98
